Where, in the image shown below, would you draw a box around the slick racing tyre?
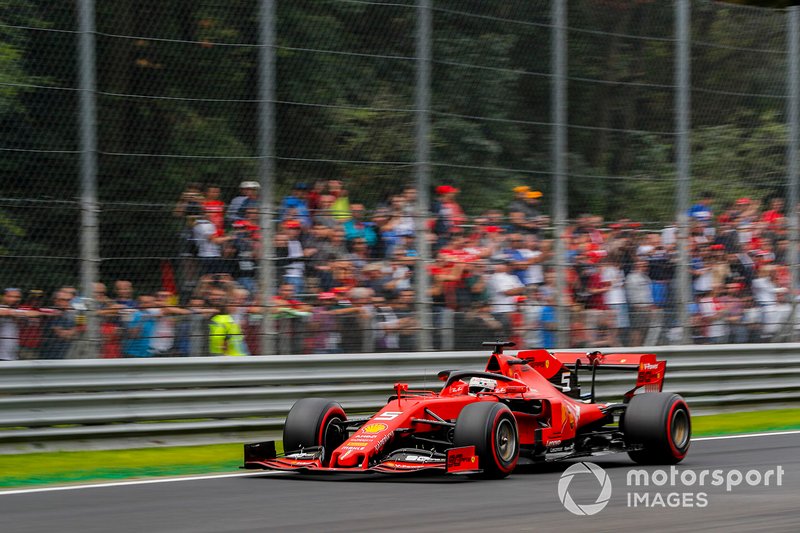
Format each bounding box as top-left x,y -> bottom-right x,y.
283,398 -> 347,466
622,392 -> 691,465
454,402 -> 519,479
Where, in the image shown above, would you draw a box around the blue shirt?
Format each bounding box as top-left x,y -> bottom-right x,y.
689,203 -> 712,222
343,220 -> 377,247
123,310 -> 157,357
279,196 -> 311,227
540,305 -> 555,349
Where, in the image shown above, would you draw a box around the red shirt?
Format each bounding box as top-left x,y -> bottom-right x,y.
204,200 -> 226,236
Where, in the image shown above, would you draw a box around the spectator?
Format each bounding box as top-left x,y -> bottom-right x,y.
228,181 -> 260,225
337,287 -> 374,353
194,204 -> 232,276
601,252 -> 629,343
150,291 -> 191,357
203,184 -> 226,237
0,288 -> 38,361
689,191 -> 714,224
344,204 -> 378,251
432,185 -> 465,250
18,289 -> 48,360
94,283 -> 125,359
275,220 -> 314,294
308,292 -> 340,353
40,290 -> 78,359
231,208 -> 261,294
487,257 -> 526,338
306,180 -> 326,212
328,179 -> 351,220
508,186 -> 546,235
280,182 -> 312,228
208,288 -> 249,356
626,259 -> 655,347
273,283 -> 311,354
313,194 -> 338,229
121,295 -> 158,358
375,289 -> 417,352
175,297 -> 217,357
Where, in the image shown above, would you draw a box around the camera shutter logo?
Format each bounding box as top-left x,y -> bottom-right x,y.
558,462 -> 612,516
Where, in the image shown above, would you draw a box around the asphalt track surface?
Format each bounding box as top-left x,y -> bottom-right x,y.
2,432 -> 799,533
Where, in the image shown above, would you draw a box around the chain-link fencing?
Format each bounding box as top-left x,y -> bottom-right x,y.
2,0 -> 800,359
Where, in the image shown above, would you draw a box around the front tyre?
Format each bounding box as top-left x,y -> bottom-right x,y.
454,402 -> 519,479
283,398 -> 347,466
623,393 -> 691,465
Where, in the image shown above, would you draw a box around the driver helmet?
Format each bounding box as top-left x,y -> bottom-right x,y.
468,376 -> 498,395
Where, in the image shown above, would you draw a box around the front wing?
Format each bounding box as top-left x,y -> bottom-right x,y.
243,441 -> 480,475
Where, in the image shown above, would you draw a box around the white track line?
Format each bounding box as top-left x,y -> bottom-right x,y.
1,429 -> 799,497
694,429 -> 800,442
0,471 -> 274,496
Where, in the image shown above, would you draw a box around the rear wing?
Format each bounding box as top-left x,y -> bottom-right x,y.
517,349 -> 666,400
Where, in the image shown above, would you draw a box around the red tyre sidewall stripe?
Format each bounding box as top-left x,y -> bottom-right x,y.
665,400 -> 689,459
317,406 -> 345,445
490,409 -> 518,474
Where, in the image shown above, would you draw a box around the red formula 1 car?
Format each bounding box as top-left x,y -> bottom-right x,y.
243,342 -> 691,478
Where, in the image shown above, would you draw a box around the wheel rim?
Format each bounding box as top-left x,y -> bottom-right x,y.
671,408 -> 689,450
323,416 -> 344,448
495,418 -> 517,463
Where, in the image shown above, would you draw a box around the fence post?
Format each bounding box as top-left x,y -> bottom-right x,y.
415,0 -> 433,351
551,0 -> 568,348
788,7 -> 800,341
258,0 -> 277,355
675,0 -> 692,345
77,0 -> 99,358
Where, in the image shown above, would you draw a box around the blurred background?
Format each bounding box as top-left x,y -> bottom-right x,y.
2,0 -> 800,358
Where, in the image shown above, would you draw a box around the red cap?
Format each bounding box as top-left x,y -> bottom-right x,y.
435,185 -> 459,195
332,286 -> 349,295
283,220 -> 301,229
484,225 -> 502,233
710,244 -> 724,251
736,197 -> 751,205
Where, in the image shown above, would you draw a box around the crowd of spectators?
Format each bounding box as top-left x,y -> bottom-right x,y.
2,180 -> 799,360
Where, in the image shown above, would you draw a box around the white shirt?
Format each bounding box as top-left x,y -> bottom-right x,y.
519,249 -> 544,285
752,276 -> 779,307
193,219 -> 220,258
285,240 -> 305,278
0,307 -> 19,360
601,266 -> 627,306
488,272 -> 524,314
150,309 -> 174,353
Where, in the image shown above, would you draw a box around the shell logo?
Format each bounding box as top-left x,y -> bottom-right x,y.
545,360 -> 550,368
361,423 -> 388,434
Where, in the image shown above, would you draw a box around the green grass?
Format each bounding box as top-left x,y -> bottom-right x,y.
1,409 -> 798,490
692,408 -> 800,437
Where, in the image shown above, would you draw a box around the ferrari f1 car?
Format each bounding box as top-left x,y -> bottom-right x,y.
243,342 -> 690,478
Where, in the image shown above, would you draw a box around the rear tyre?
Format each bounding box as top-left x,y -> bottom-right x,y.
282,398 -> 347,466
454,402 -> 519,479
622,393 -> 690,465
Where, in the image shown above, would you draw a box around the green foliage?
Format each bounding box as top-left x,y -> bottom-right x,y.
0,0 -> 795,289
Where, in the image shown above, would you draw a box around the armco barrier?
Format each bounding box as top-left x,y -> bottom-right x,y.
1,344 -> 799,452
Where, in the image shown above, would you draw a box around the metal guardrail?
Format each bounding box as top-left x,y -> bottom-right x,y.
1,344 -> 799,452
